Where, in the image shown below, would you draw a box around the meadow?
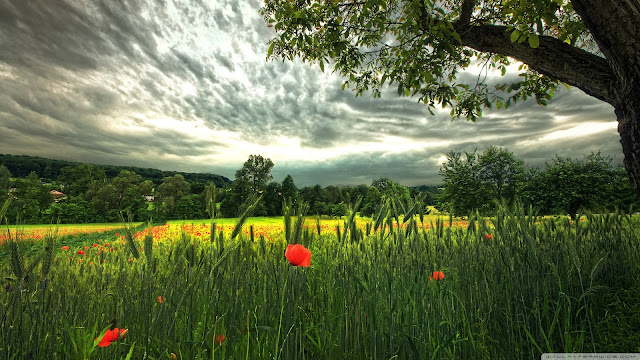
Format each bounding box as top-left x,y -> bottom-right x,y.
1,203 -> 639,359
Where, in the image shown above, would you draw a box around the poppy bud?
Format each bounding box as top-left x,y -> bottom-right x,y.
170,353 -> 178,360
118,329 -> 128,341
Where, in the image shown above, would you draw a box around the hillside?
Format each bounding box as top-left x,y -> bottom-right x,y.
0,153 -> 231,188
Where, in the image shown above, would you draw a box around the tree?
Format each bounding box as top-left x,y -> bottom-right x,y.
59,164 -> 106,197
220,155 -> 274,217
281,174 -> 299,205
524,152 -> 624,217
235,155 -> 275,194
156,174 -> 191,218
0,165 -> 12,192
263,181 -> 283,216
478,146 -> 524,204
262,0 -> 640,197
437,151 -> 489,216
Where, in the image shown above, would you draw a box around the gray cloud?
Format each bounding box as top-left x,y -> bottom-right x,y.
0,0 -> 622,187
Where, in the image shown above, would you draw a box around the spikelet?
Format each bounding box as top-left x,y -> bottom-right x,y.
119,212 -> 140,259
292,202 -> 308,244
283,198 -> 292,242
9,237 -> 24,279
0,197 -> 11,221
144,231 -> 153,261
315,214 -> 321,236
230,195 -> 261,240
40,227 -> 58,278
209,221 -> 216,243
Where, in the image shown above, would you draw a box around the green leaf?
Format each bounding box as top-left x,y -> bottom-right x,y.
451,32 -> 462,44
510,29 -> 520,43
528,33 -> 540,48
267,42 -> 275,58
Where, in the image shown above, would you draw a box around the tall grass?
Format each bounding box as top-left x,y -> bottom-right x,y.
1,202 -> 639,359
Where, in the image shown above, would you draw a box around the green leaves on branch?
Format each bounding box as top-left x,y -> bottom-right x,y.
261,0 -> 581,121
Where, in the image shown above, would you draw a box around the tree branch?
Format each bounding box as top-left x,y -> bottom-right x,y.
459,0 -> 476,24
454,23 -> 615,104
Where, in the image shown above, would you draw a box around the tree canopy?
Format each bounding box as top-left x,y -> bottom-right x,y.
261,0 -> 640,196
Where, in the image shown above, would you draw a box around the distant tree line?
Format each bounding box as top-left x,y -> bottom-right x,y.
0,154 -> 440,224
0,154 -> 230,188
6,148 -> 630,224
217,155 -> 439,218
438,147 -> 640,217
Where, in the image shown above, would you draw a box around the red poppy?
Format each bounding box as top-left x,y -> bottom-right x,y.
485,234 -> 493,240
215,334 -> 225,344
61,246 -> 69,250
429,271 -> 445,281
96,328 -> 126,347
93,244 -> 98,247
84,246 -> 89,250
285,244 -> 311,267
77,250 -> 85,255
158,296 -> 162,303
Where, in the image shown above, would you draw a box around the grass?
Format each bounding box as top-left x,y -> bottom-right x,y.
1,205 -> 639,359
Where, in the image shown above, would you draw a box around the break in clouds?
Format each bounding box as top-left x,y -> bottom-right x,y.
0,0 -> 621,186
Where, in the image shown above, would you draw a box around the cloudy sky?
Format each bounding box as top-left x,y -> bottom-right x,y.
0,0 -> 622,187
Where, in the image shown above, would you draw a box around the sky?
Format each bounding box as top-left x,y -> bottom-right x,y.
0,0 -> 623,187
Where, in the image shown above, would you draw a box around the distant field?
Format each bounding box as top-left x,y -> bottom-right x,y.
0,223 -> 140,243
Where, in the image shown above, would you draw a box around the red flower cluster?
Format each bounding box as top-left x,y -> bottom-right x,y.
429,271 -> 445,281
285,244 -> 311,267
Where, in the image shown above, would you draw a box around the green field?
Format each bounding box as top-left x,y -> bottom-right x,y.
1,207 -> 639,359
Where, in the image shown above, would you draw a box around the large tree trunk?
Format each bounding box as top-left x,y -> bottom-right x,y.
615,94 -> 640,197
571,0 -> 640,196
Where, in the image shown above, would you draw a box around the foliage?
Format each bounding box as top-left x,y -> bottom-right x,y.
221,155 -> 275,217
260,0 -> 592,120
1,205 -> 639,358
0,153 -> 231,187
520,152 -> 640,217
438,150 -> 490,216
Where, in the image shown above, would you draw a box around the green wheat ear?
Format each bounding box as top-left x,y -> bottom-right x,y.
230,195 -> 262,240
144,230 -> 153,261
9,236 -> 24,280
119,211 -> 140,259
291,201 -> 308,245
40,227 -> 58,278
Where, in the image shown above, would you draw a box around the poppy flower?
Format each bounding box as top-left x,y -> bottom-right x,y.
215,334 -> 226,344
485,234 -> 493,240
429,271 -> 445,281
96,328 -> 127,347
93,244 -> 98,247
77,250 -> 85,255
158,296 -> 162,303
285,244 -> 311,267
61,246 -> 69,250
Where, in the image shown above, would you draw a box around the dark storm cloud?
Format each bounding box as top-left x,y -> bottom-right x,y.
0,0 -> 622,186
